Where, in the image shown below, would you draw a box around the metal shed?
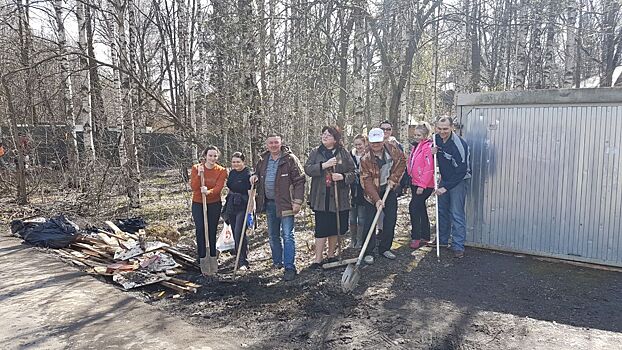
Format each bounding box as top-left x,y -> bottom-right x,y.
457,88 -> 622,267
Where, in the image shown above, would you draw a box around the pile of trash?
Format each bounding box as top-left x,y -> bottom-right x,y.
10,215 -> 200,294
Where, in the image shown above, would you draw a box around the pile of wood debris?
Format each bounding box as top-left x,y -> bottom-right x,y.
56,221 -> 200,294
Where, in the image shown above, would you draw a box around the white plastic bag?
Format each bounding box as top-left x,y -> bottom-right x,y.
216,223 -> 236,252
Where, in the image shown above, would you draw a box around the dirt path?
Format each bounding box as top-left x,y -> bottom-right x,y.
0,232 -> 243,350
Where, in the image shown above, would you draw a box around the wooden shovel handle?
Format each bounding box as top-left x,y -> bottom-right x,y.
200,168 -> 211,257
233,182 -> 256,279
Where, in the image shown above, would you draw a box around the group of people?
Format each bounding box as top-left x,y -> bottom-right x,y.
190,116 -> 470,281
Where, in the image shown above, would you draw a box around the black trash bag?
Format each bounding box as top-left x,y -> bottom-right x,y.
115,217 -> 147,233
10,215 -> 80,248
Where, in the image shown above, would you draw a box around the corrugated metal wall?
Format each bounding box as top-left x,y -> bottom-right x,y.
459,90 -> 622,267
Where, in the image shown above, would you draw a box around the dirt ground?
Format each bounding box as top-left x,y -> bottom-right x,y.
2,168 -> 622,349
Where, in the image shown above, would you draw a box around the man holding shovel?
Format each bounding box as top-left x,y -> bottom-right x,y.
250,133 -> 306,281
431,116 -> 471,259
359,128 -> 407,264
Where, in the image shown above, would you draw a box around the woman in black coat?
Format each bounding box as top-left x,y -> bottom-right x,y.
224,152 -> 253,269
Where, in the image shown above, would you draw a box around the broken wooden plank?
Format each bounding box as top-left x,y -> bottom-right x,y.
72,243 -> 115,260
94,228 -> 131,244
168,277 -> 201,289
97,232 -> 120,248
160,281 -> 197,294
322,257 -> 358,270
163,246 -> 197,265
105,221 -> 138,240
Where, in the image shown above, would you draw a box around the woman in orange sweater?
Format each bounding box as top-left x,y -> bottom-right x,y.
190,145 -> 228,263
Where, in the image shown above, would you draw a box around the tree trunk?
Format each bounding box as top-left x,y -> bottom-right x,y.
338,14 -> 354,130
352,0 -> 366,132
600,0 -> 621,87
115,0 -> 140,208
53,0 -> 79,186
469,0 -> 481,92
514,0 -> 530,89
542,1 -> 556,88
563,2 -> 578,88
238,0 -> 264,162
85,2 -> 106,152
77,1 -> 96,186
529,5 -> 544,89
2,77 -> 27,204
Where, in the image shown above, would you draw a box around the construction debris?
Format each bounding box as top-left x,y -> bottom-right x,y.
13,216 -> 200,294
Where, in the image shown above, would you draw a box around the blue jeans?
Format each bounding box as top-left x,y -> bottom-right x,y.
265,200 -> 296,270
438,180 -> 468,252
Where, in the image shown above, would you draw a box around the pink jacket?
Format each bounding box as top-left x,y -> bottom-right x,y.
407,138 -> 434,188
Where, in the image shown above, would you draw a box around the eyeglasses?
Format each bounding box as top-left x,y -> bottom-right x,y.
381,127 -> 392,131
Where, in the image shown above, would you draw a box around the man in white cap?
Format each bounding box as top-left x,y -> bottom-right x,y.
359,128 -> 406,264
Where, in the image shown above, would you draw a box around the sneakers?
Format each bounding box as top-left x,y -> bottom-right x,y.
284,268 -> 297,281
453,250 -> 464,259
363,255 -> 374,264
273,263 -> 284,269
382,250 -> 397,260
409,240 -> 421,250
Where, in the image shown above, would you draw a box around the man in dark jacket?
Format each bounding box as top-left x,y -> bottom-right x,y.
251,133 -> 306,281
432,116 -> 471,258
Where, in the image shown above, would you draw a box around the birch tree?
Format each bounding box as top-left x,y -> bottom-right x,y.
53,0 -> 80,185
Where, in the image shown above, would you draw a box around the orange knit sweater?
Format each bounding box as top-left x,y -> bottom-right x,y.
190,163 -> 227,204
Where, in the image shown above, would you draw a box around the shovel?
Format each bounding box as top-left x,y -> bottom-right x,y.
200,168 -> 218,276
232,184 -> 256,280
341,186 -> 391,293
333,166 -> 343,262
432,133 -> 441,261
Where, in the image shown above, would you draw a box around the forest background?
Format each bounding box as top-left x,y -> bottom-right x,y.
0,0 -> 621,208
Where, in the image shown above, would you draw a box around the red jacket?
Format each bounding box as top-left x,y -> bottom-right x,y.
407,138 -> 434,189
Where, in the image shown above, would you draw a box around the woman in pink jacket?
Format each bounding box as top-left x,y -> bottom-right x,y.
407,122 -> 435,250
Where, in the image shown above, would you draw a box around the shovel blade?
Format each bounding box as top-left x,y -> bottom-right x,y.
210,257 -> 218,273
200,256 -> 218,276
341,263 -> 360,293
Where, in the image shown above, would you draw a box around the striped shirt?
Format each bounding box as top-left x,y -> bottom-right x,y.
265,153 -> 281,199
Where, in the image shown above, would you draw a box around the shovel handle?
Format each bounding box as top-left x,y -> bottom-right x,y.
356,186 -> 391,266
200,168 -> 211,256
333,166 -> 342,261
233,183 -> 256,279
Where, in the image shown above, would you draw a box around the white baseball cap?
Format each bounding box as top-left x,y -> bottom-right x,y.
368,128 -> 384,143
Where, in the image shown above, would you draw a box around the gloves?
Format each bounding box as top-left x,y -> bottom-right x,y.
201,186 -> 208,194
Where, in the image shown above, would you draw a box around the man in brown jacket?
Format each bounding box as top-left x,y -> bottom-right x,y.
251,134 -> 306,281
360,128 -> 407,264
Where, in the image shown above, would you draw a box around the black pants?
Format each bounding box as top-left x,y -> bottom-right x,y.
229,209 -> 249,266
362,187 -> 398,255
409,185 -> 433,240
192,201 -> 222,258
